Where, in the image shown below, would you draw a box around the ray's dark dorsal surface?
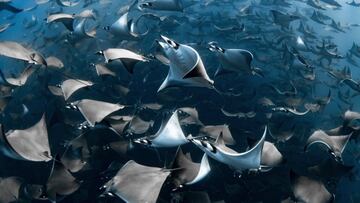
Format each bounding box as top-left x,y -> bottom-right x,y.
0,0 -> 360,202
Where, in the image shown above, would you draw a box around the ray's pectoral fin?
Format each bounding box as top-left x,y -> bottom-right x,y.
121,58 -> 138,74
63,18 -> 74,31
214,65 -> 233,77
183,62 -> 207,79
158,75 -> 179,92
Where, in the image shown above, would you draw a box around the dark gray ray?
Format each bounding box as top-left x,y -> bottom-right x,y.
129,15 -> 149,37
138,0 -> 184,12
290,171 -> 333,203
4,114 -> 52,162
317,41 -> 344,64
191,127 -> 267,172
178,107 -> 203,126
268,123 -> 295,142
0,65 -> 36,87
72,18 -> 96,38
74,99 -> 125,127
97,48 -> 148,73
60,79 -> 93,101
106,115 -> 133,135
171,147 -> 210,187
46,56 -> 64,69
103,160 -> 170,203
305,130 -> 352,161
77,9 -> 97,19
56,0 -> 80,7
46,161 -> 81,201
272,107 -> 310,116
221,109 -> 257,119
30,52 -> 47,66
140,103 -> 163,110
340,78 -> 360,92
283,97 -> 303,108
0,85 -> 12,97
261,141 -> 283,170
329,20 -> 345,33
307,0 -> 327,10
108,140 -> 132,158
60,145 -> 87,173
292,47 -> 312,68
198,125 -> 235,145
106,12 -> 148,39
92,63 -> 116,77
271,10 -> 299,29
307,158 -> 353,180
106,12 -> 132,37
20,184 -> 45,201
47,10 -> 95,32
46,13 -> 75,31
0,177 -> 22,203
297,22 -> 317,39
214,24 -> 245,33
127,116 -> 153,135
0,94 -> 11,112
111,84 -> 130,98
270,81 -> 297,96
327,66 -> 350,81
8,103 -> 29,120
60,133 -> 90,172
157,35 -> 213,92
258,97 -> 276,107
23,14 -> 38,29
208,42 -> 260,76
0,41 -> 46,66
304,103 -> 320,113
134,110 -> 188,148
313,89 -> 331,106
98,48 -> 148,63
343,110 -> 360,127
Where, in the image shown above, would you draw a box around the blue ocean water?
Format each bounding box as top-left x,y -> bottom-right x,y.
0,0 -> 360,202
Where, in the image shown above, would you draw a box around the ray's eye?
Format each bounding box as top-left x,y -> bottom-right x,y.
137,139 -> 151,145
206,143 -> 216,153
167,39 -> 179,49
107,192 -> 115,197
141,2 -> 152,7
201,141 -> 216,153
217,47 -> 225,53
